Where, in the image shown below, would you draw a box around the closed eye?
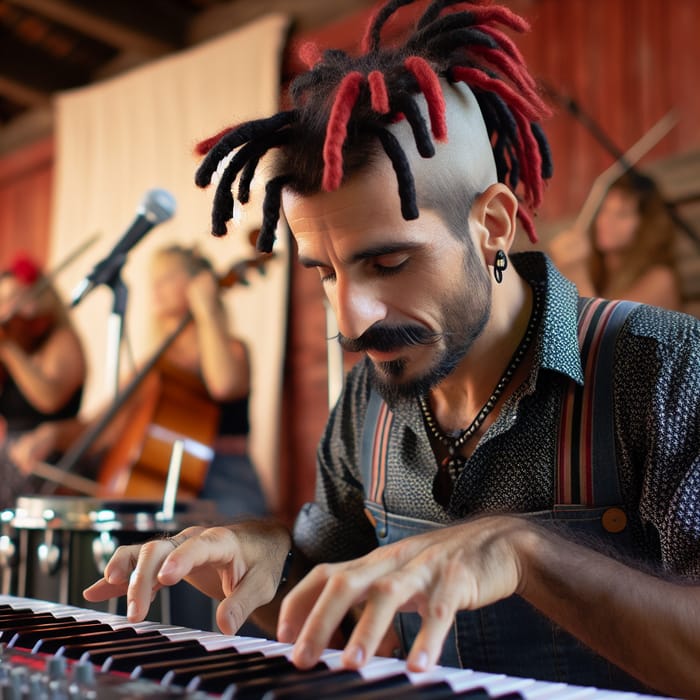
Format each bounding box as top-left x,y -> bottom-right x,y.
317,266 -> 336,283
373,253 -> 409,276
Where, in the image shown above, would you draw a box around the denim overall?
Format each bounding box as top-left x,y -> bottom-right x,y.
361,299 -> 651,692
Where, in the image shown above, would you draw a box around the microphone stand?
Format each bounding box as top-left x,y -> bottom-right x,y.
105,269 -> 128,401
72,252 -> 129,399
39,254 -> 132,496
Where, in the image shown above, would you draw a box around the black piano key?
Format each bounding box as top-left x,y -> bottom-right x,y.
226,668 -> 360,700
3,617 -> 101,634
40,626 -> 149,654
0,615 -> 80,638
81,636 -> 182,665
356,681 -> 504,700
103,641 -> 209,673
168,655 -> 296,689
218,663 -> 331,699
141,649 -> 268,685
10,621 -> 110,649
135,648 -> 264,680
352,680 -> 457,700
262,672 -> 414,699
60,630 -> 164,659
193,658 -> 322,694
0,612 -> 63,627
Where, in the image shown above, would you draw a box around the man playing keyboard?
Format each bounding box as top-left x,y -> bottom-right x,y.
81,1 -> 700,697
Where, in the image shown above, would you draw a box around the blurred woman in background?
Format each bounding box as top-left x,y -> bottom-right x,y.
0,253 -> 86,507
10,245 -> 267,519
549,172 -> 683,310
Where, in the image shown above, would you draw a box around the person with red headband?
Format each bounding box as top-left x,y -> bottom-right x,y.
80,1 -> 700,696
9,246 -> 267,520
0,253 -> 86,507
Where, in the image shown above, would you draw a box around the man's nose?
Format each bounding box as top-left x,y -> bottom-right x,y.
330,277 -> 387,342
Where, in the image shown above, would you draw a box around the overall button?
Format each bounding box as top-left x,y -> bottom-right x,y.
601,507 -> 627,533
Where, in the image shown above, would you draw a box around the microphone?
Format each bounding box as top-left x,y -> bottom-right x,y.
71,188 -> 176,307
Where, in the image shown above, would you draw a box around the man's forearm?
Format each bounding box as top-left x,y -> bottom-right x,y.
517,523 -> 700,697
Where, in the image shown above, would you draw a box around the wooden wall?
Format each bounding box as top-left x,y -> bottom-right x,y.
0,138 -> 53,269
512,0 -> 700,223
2,1 -> 700,522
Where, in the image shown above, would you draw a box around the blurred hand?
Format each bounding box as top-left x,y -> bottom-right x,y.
83,520 -> 292,635
277,515 -> 527,673
9,422 -> 59,474
548,227 -> 591,269
186,271 -> 220,319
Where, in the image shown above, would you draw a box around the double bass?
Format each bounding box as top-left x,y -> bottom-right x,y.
41,253 -> 274,500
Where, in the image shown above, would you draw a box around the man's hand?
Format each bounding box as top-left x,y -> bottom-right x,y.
83,520 -> 292,635
277,515 -> 526,673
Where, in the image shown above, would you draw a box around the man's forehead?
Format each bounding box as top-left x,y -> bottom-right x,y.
283,163 -> 402,234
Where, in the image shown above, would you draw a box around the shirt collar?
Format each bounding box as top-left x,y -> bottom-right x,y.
511,251 -> 584,385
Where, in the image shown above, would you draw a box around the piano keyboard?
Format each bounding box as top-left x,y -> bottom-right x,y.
0,594 -> 663,699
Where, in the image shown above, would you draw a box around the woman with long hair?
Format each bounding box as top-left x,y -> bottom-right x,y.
0,253 -> 87,506
550,172 -> 683,310
9,245 -> 267,519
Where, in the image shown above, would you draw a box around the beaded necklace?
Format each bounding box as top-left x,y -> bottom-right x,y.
419,285 -> 543,508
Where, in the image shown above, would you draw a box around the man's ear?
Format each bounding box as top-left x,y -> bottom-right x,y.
470,183 -> 519,266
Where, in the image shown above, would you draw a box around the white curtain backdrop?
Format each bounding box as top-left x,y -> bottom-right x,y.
50,13 -> 291,511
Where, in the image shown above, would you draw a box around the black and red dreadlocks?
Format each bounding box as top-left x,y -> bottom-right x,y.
195,0 -> 552,253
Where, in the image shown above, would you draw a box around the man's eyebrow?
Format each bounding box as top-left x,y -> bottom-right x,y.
298,255 -> 326,269
298,241 -> 422,267
298,242 -> 422,269
349,242 -> 422,263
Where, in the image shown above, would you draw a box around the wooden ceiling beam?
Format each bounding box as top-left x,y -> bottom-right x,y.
0,26 -> 91,92
6,0 -> 182,57
0,76 -> 50,108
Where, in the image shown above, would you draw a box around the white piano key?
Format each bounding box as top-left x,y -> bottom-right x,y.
0,594 -> 677,700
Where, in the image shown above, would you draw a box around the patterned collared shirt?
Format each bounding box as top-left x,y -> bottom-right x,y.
294,252 -> 700,577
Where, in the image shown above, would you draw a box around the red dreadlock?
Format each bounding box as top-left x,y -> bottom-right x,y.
195,0 -> 553,251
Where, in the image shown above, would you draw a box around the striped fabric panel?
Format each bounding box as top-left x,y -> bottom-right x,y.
369,400 -> 394,504
557,298 -> 622,505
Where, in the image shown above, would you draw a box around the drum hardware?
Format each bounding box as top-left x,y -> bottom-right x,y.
156,438 -> 184,523
36,515 -> 61,576
7,495 -> 222,629
0,510 -> 16,595
0,534 -> 15,567
91,531 -> 118,575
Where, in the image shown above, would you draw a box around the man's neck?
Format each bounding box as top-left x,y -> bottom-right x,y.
427,272 -> 534,434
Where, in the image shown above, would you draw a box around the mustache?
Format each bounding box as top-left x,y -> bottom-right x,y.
337,324 -> 441,354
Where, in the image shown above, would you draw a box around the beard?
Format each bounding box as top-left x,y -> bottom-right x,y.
339,238 -> 492,406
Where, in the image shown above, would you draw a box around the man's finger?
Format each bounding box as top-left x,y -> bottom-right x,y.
215,564 -> 279,635
341,566 -> 426,669
126,539 -> 176,621
286,554 -> 403,669
82,579 -> 128,602
407,558 -> 466,672
156,526 -> 240,585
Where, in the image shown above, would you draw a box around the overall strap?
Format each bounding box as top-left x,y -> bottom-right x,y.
361,389 -> 394,535
557,298 -> 637,506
